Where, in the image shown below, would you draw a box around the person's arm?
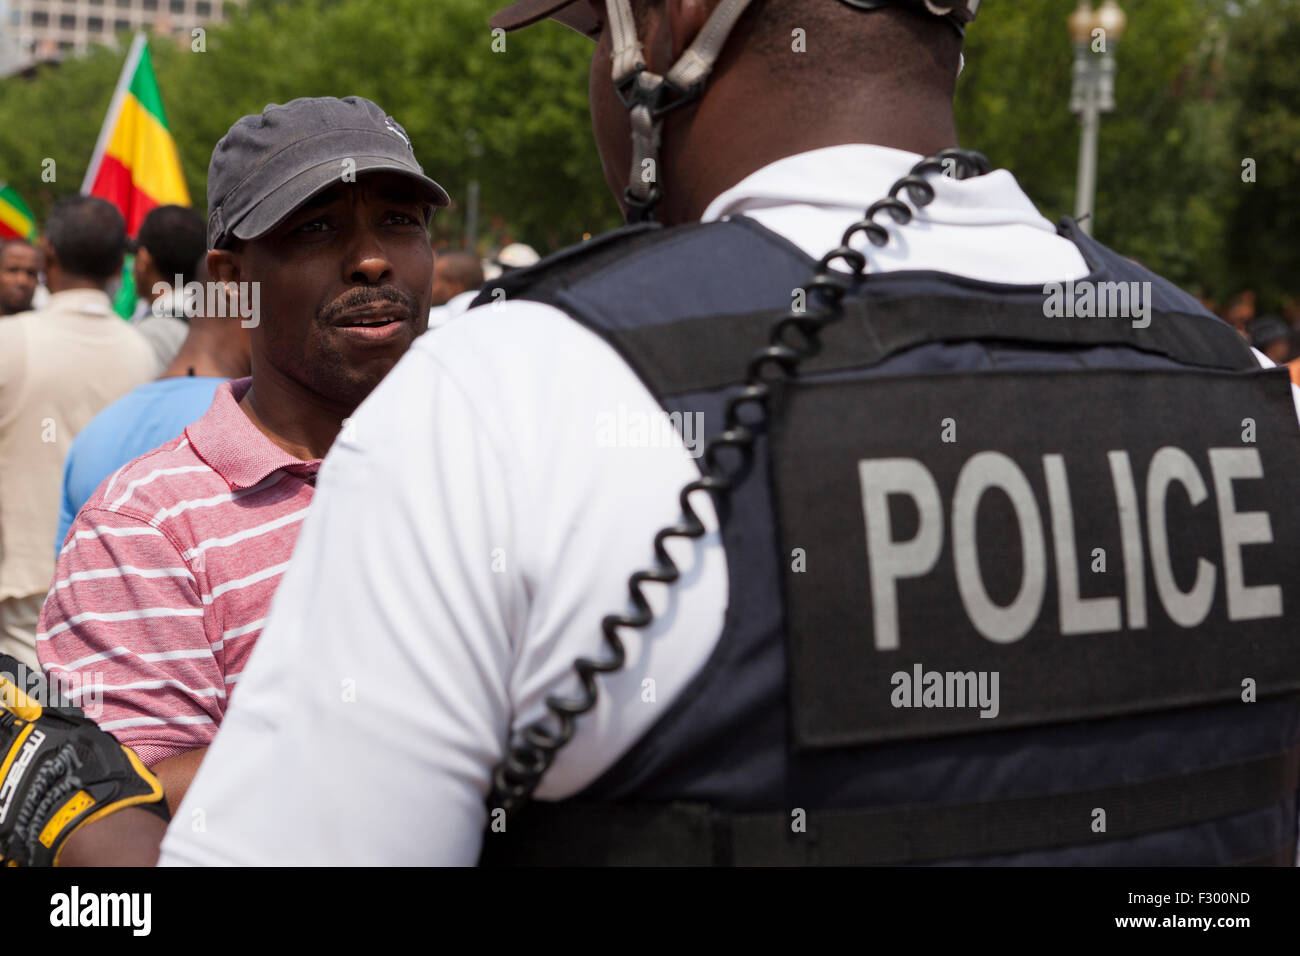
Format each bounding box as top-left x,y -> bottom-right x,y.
151,747 -> 208,816
57,808 -> 168,867
46,749 -> 206,863
0,658 -> 169,867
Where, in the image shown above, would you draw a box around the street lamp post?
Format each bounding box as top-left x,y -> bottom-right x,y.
1069,0 -> 1126,236
464,129 -> 483,253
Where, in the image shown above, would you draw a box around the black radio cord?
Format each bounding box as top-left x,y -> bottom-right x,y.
488,148 -> 993,815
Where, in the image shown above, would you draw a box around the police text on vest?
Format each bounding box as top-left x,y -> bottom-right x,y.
860,447 -> 1281,649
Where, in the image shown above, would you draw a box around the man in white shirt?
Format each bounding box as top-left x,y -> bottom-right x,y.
18,0 -> 1300,867
0,197 -> 155,670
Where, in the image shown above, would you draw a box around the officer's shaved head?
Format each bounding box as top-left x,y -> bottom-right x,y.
583,0 -> 962,225
627,0 -> 961,77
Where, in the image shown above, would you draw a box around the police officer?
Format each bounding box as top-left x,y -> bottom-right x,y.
8,0 -> 1300,866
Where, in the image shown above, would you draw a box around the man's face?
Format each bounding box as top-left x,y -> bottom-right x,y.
0,242 -> 40,314
229,172 -> 433,410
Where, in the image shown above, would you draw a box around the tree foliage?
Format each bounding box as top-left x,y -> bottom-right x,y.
957,0 -> 1244,300
1222,0 -> 1300,307
0,0 -> 1296,302
0,0 -> 617,252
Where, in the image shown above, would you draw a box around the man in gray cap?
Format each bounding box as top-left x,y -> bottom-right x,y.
21,95 -> 447,864
205,95 -> 448,420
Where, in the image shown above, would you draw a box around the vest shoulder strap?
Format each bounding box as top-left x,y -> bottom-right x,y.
470,216 -> 816,325
472,217 -> 807,306
469,221 -> 665,308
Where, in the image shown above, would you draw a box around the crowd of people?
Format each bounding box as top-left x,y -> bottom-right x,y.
1202,288 -> 1300,385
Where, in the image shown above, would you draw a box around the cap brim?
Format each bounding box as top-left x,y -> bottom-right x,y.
491,0 -> 600,38
231,157 -> 451,243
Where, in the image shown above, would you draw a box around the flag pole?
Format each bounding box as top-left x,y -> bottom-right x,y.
81,32 -> 148,197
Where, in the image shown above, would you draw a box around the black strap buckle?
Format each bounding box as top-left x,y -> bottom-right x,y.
623,184 -> 664,223
615,67 -> 703,120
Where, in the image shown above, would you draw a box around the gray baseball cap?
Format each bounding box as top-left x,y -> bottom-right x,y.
206,95 -> 450,249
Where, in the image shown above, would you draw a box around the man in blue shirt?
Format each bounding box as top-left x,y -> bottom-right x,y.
55,279 -> 251,553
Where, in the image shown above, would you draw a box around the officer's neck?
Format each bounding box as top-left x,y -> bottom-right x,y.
657,70 -> 959,228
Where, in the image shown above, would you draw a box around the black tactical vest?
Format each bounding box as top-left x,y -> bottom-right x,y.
474,215 -> 1300,865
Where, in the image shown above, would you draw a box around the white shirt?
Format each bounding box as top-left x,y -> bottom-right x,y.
159,145 -> 1299,866
427,289 -> 479,329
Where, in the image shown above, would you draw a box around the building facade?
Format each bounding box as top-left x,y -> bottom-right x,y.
2,0 -> 244,71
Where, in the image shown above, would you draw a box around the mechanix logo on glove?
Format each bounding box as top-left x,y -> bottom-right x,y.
0,654 -> 169,867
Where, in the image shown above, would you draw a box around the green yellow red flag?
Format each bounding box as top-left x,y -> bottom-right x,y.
82,33 -> 190,317
0,183 -> 37,241
82,33 -> 190,234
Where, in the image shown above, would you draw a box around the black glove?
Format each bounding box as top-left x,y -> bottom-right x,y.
0,654 -> 169,866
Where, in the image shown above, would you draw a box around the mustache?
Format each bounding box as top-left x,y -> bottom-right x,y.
320,285 -> 419,324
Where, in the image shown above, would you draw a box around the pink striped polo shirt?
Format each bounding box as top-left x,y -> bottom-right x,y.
36,378 -> 319,766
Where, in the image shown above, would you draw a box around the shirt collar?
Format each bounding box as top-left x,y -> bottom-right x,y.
700,143 -> 1059,233
42,288 -> 115,316
185,378 -> 321,491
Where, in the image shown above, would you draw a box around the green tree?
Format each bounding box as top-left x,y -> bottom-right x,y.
1222,0 -> 1300,309
1,0 -> 1296,301
0,0 -> 619,252
0,42 -> 126,217
956,0 -> 1239,297
152,0 -> 619,250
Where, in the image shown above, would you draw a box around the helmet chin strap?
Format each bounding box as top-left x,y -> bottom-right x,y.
605,0 -> 756,222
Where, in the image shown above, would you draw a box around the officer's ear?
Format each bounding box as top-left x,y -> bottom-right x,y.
667,0 -> 712,62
